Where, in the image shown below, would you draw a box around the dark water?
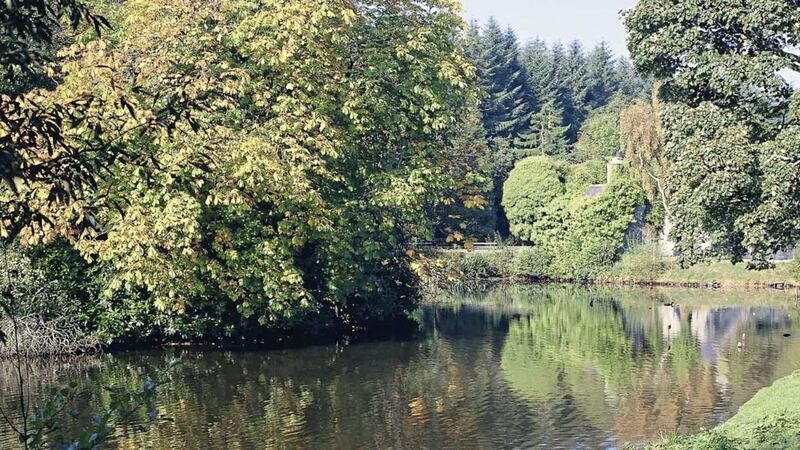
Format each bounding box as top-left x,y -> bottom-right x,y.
2,286 -> 800,449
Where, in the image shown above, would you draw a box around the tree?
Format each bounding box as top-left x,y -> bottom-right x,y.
565,40 -> 590,134
614,58 -> 650,100
625,0 -> 800,267
521,97 -> 571,156
468,20 -> 538,236
619,90 -> 668,221
473,19 -> 535,141
574,108 -> 620,162
520,41 -> 577,148
583,42 -> 617,111
549,43 -> 581,143
431,104 -> 495,243
521,38 -> 553,103
43,0 -> 476,337
502,156 -> 566,243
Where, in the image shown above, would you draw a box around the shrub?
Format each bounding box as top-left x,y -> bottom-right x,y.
483,250 -> 515,278
0,244 -> 101,355
611,242 -> 667,282
0,315 -> 100,358
512,247 -> 553,279
458,253 -> 494,277
447,252 -> 510,280
502,156 -> 567,242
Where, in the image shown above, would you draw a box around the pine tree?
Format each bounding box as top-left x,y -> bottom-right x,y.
521,38 -> 552,104
565,40 -> 590,137
463,20 -> 538,237
463,20 -> 482,64
566,40 -> 588,99
584,42 -> 617,110
548,42 -> 580,143
474,19 -> 535,141
614,57 -> 650,99
522,97 -> 571,156
549,42 -> 567,85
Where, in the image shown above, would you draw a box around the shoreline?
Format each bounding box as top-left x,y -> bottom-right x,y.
425,248 -> 800,293
427,276 -> 800,293
639,370 -> 800,449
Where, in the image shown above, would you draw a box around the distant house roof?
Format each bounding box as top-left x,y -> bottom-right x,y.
585,184 -> 605,198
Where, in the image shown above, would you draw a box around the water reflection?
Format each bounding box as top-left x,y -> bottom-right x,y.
1,286 -> 799,449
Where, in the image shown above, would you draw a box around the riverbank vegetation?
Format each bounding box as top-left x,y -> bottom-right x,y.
420,243 -> 800,290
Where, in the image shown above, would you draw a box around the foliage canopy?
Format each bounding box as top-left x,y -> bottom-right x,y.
3,0 -> 477,340
626,0 -> 800,267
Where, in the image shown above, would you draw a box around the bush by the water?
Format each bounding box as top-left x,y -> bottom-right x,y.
0,244 -> 101,356
511,247 -> 553,279
449,251 -> 515,280
609,242 -> 667,282
451,253 -> 498,279
503,156 -> 646,280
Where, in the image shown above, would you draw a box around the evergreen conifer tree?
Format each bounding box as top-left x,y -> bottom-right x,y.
475,19 -> 535,140
463,20 -> 482,63
614,57 -> 650,100
565,40 -> 590,137
521,39 -> 552,103
584,42 -> 617,110
522,97 -> 571,156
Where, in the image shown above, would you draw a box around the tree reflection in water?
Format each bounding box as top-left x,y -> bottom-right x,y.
1,286 -> 799,449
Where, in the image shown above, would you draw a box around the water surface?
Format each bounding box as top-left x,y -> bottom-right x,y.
2,286 -> 800,449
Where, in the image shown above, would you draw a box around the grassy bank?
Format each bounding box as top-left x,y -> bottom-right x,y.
657,261 -> 796,288
421,246 -> 799,290
639,371 -> 800,449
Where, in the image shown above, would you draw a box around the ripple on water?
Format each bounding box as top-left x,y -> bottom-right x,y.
2,287 -> 800,449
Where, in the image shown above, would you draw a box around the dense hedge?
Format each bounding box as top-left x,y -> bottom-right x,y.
503,156 -> 645,280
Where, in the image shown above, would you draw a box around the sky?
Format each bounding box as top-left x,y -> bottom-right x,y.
459,0 -> 637,57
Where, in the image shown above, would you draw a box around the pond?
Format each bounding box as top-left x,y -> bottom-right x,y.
2,286 -> 800,449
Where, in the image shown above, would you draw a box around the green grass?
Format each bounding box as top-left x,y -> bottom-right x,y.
640,371 -> 800,449
434,246 -> 800,289
658,260 -> 797,287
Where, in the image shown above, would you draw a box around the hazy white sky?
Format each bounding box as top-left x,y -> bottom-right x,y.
459,0 -> 637,57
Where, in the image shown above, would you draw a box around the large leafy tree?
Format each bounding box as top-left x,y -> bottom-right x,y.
626,0 -> 800,267
46,0 -> 476,337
